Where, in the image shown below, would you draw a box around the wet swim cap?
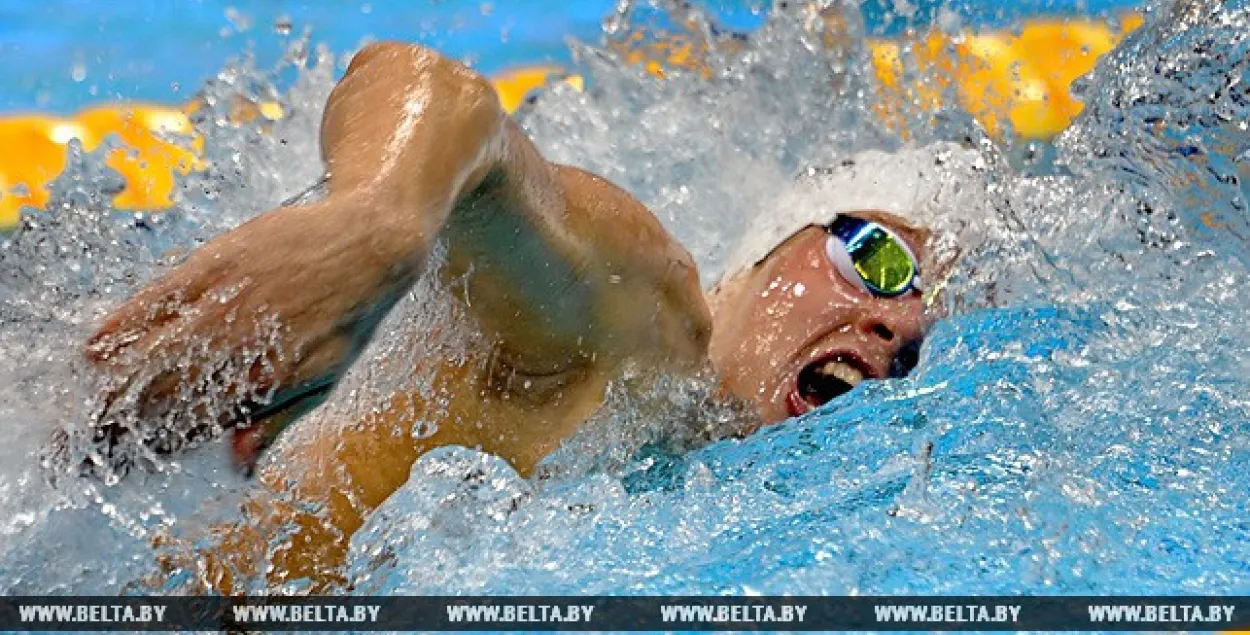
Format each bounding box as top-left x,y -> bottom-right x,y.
725,142 -> 986,276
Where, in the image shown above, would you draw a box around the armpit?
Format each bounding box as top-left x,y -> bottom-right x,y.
480,346 -> 596,407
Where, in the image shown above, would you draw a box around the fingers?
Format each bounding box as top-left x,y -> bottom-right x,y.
85,290 -> 179,365
78,292 -> 286,475
230,408 -> 299,477
231,379 -> 335,476
78,287 -> 353,476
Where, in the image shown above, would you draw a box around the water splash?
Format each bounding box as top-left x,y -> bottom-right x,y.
0,35 -> 344,595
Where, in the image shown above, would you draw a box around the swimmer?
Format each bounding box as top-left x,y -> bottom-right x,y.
79,42 -> 963,589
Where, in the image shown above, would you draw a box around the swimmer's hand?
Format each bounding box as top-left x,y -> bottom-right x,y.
65,42 -> 509,478
77,199 -> 412,474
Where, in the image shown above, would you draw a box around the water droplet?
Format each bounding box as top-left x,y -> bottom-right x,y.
225,6 -> 252,31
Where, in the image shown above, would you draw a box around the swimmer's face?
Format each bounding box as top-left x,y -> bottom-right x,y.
707,211 -> 929,429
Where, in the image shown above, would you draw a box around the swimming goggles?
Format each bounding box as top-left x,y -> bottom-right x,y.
823,215 -> 923,297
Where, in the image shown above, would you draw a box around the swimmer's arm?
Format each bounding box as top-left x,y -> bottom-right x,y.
81,42 -> 511,463
315,39 -> 713,389
184,43 -> 712,590
438,113 -> 712,382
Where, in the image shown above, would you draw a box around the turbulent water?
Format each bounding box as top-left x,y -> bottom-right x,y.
0,0 -> 1246,607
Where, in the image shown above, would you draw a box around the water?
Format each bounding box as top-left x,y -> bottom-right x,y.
0,0 -> 1247,608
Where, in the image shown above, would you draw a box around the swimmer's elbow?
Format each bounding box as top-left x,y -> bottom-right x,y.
322,42 -> 507,202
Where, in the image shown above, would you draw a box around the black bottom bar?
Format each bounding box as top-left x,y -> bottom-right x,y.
2,596 -> 1246,631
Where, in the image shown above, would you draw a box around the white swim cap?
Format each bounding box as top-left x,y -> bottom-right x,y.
725,141 -> 987,276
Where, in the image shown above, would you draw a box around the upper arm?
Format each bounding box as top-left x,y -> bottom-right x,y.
438,122 -> 711,380
555,166 -> 712,367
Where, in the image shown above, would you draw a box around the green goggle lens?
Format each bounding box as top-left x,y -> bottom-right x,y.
826,216 -> 921,297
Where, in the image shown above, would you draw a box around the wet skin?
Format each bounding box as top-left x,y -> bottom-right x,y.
81,42 -> 927,591
708,215 -> 927,429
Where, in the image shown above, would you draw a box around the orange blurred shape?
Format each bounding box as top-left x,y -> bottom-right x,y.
606,22 -> 746,79
76,105 -> 202,210
869,14 -> 1142,139
492,66 -> 585,113
0,116 -> 85,226
0,105 -> 198,228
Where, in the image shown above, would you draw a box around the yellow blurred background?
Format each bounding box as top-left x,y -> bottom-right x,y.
0,13 -> 1142,230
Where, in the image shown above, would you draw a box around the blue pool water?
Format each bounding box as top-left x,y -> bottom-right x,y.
351,306 -> 1247,595
0,0 -> 1246,609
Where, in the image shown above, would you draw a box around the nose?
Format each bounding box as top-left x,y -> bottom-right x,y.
869,322 -> 895,342
857,302 -> 925,378
855,296 -> 924,346
860,310 -> 903,344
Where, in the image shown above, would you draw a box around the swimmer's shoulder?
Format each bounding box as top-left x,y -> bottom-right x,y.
554,164 -> 712,370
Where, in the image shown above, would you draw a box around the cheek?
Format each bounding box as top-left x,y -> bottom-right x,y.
712,280 -> 802,371
785,271 -> 866,324
731,279 -> 850,370
744,277 -> 819,343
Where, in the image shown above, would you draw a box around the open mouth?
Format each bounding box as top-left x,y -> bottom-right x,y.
788,353 -> 876,416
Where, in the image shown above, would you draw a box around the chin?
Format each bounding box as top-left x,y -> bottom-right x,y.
755,384 -> 795,426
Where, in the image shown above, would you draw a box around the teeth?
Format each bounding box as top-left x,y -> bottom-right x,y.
817,360 -> 865,386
